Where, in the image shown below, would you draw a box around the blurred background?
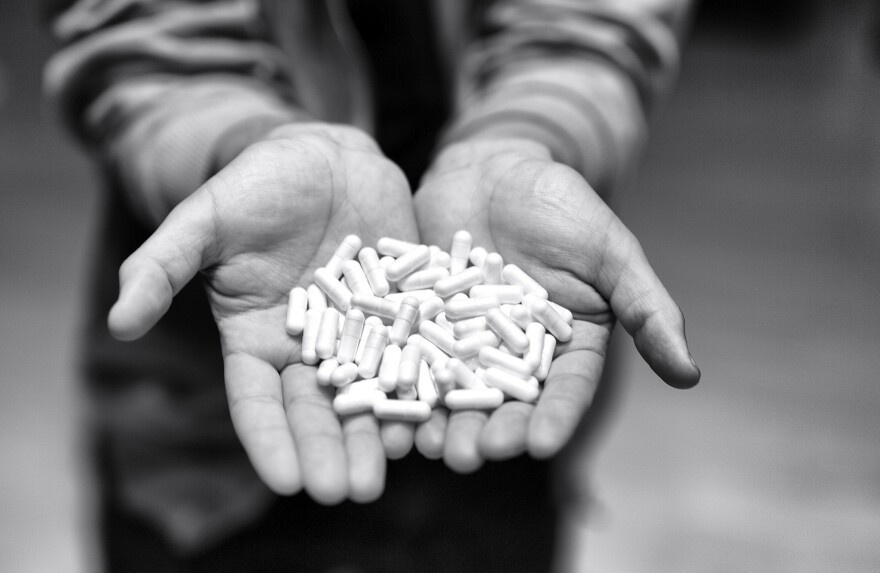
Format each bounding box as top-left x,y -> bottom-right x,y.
1,1 -> 878,571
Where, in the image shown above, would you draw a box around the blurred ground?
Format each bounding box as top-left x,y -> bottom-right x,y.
1,2 -> 878,572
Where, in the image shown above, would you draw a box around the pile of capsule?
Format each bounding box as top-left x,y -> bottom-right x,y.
284,231 -> 574,423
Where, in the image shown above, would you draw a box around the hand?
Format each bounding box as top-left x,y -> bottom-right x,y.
107,123 -> 420,503
413,138 -> 700,472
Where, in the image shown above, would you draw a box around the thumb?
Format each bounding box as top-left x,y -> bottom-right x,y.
598,217 -> 701,389
108,191 -> 216,341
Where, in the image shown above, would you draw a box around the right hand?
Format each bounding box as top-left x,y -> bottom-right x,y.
108,123 -> 419,504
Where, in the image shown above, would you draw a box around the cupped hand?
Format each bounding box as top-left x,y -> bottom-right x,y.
108,123 -> 419,503
413,138 -> 700,472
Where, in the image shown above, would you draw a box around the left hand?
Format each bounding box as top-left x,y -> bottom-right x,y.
413,138 -> 700,472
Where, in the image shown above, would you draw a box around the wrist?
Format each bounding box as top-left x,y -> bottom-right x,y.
424,137 -> 551,183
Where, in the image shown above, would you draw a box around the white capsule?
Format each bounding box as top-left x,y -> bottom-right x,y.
300,309 -> 322,365
313,267 -> 352,311
397,266 -> 449,291
376,237 -> 418,257
418,296 -> 445,321
333,389 -> 386,416
502,264 -> 548,299
358,326 -> 389,378
388,296 -> 420,346
535,333 -> 556,381
373,399 -> 431,422
397,343 -> 422,391
341,260 -> 372,297
482,252 -> 503,284
336,377 -> 380,395
446,357 -> 485,390
316,357 -> 339,386
483,367 -> 540,403
523,323 -> 546,369
335,308 -> 365,364
501,304 -> 533,329
452,316 -> 487,339
444,388 -> 504,410
486,308 -> 530,354
330,362 -> 360,387
452,330 -> 501,360
355,247 -> 389,296
524,294 -> 572,342
384,289 -> 437,303
469,246 -> 488,267
430,250 -> 451,269
406,334 -> 449,367
315,308 -> 341,360
470,284 -> 524,304
378,344 -> 402,392
386,244 -> 431,281
285,287 -> 309,335
433,266 -> 484,298
449,230 -> 472,275
417,360 -> 439,408
434,312 -> 455,333
432,367 -> 456,398
356,316 -> 383,363
478,346 -> 535,379
418,320 -> 456,356
547,300 -> 574,325
350,293 -> 400,321
307,284 -> 327,312
444,296 -> 500,320
325,235 -> 362,279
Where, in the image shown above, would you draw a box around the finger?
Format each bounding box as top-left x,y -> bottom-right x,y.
443,410 -> 488,474
380,421 -> 415,460
479,401 -> 532,461
341,413 -> 386,503
281,364 -> 348,505
414,407 -> 449,460
598,217 -> 701,389
225,352 -> 302,495
528,322 -> 606,458
108,193 -> 214,341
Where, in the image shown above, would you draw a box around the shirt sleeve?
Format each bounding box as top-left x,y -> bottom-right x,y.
443,0 -> 694,194
44,0 -> 306,225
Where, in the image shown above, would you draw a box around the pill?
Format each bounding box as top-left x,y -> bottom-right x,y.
285,287 -> 309,335
502,264 -> 548,299
384,289 -> 437,303
524,294 -> 572,342
300,309 -> 322,365
389,296 -> 421,346
333,389 -> 386,416
478,346 -> 534,379
418,320 -> 456,356
446,357 -> 485,390
444,388 -> 504,410
483,367 -> 540,403
315,308 -> 341,359
386,244 -> 431,281
313,267 -> 352,311
378,344 -> 402,392
430,250 -> 451,269
547,300 -> 574,325
452,330 -> 501,360
397,343 -> 422,391
373,399 -> 431,422
449,230 -> 472,275
336,308 -> 365,364
350,293 -> 400,321
397,266 -> 449,291
470,285 -> 524,304
336,377 -> 380,395
330,362 -> 360,387
407,334 -> 449,367
316,357 -> 339,386
482,252 -> 503,284
307,284 -> 327,312
417,360 -> 439,407
444,296 -> 500,320
341,260 -> 372,297
356,246 -> 390,296
523,322 -> 546,368
418,296 -> 445,321
356,316 -> 383,363
433,266 -> 484,298
486,308 -> 530,354
535,333 -> 556,381
452,316 -> 487,339
325,234 -> 362,279
358,326 -> 389,378
501,304 -> 533,329
377,237 -> 418,257
469,246 -> 488,267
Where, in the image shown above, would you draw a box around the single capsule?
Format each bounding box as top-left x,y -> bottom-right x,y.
315,357 -> 339,386
483,367 -> 540,403
524,294 -> 572,342
535,333 -> 557,381
452,330 -> 501,360
350,293 -> 400,321
444,388 -> 504,410
547,300 -> 574,325
306,284 -> 327,312
333,390 -> 386,416
523,322 -> 546,369
486,308 -> 530,354
313,267 -> 352,311
376,237 -> 418,257
356,316 -> 383,363
444,296 -> 500,320
389,296 -> 421,346
325,234 -> 362,279
397,266 -> 449,291
285,287 -> 309,335
378,344 -> 402,392
430,250 -> 451,269
418,321 -> 456,356
300,309 -> 322,365
478,346 -> 534,379
417,360 -> 439,408
469,246 -> 488,267
336,308 -> 365,364
452,316 -> 488,339
330,362 -> 360,387
470,285 -> 524,305
357,246 -> 390,296
482,252 -> 503,285
341,260 -> 372,297
501,304 -> 533,329
502,264 -> 548,299
358,326 -> 389,378
433,266 -> 484,299
373,399 -> 431,423
315,307 -> 341,360
386,244 -> 431,282
397,343 -> 422,392
449,230 -> 472,275
336,377 -> 380,395
418,296 -> 445,322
